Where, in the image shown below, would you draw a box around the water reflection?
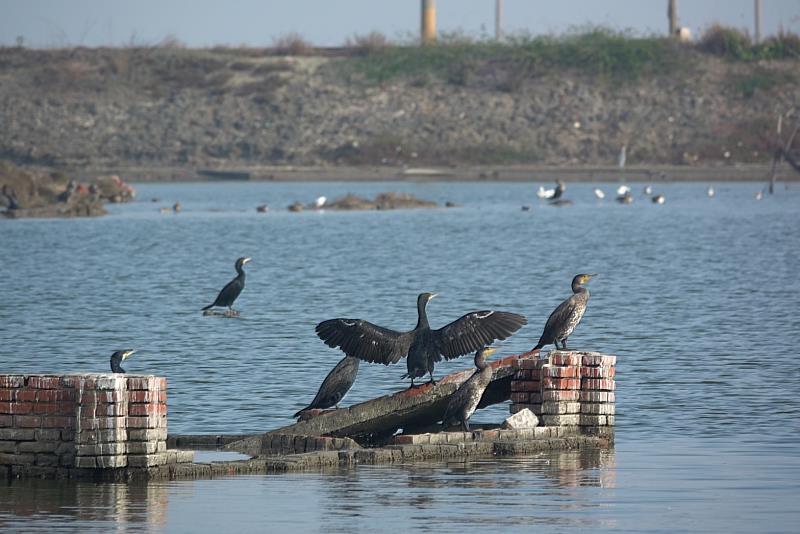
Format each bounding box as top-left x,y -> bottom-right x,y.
0,448 -> 615,531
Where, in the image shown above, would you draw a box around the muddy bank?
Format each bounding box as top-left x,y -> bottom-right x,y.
0,161 -> 135,218
0,46 -> 797,173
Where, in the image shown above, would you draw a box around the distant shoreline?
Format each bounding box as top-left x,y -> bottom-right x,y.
70,164 -> 793,184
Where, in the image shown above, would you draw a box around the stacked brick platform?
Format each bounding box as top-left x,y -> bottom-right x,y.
510,350 -> 616,432
0,374 -> 192,477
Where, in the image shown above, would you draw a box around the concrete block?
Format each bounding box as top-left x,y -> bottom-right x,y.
541,401 -> 581,415
510,392 -> 529,403
541,414 -> 580,426
175,450 -> 194,463
94,377 -> 126,391
96,455 -> 128,468
502,408 -> 539,430
518,359 -> 546,370
77,442 -> 126,456
510,403 -> 542,415
14,415 -> 41,428
34,429 -> 62,441
27,377 -> 61,389
510,380 -> 540,392
533,427 -> 552,439
77,427 -> 127,444
0,441 -> 16,453
0,415 -> 12,427
60,454 -> 75,467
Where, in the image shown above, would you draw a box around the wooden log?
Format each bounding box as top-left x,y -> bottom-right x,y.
228,351 -> 538,453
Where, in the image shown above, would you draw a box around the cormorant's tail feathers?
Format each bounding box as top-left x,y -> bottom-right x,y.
201,303 -> 214,311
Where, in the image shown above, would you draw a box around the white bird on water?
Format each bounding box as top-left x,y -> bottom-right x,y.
537,186 -> 556,199
593,188 -> 605,199
643,185 -> 653,195
755,190 -> 764,201
315,196 -> 327,208
616,185 -> 631,196
652,194 -> 665,205
707,186 -> 715,198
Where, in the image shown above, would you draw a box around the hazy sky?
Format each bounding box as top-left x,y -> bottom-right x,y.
1,0 -> 798,48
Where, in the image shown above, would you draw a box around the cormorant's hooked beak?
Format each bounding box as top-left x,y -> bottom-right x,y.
429,293 -> 438,300
242,258 -> 252,265
483,347 -> 497,358
122,349 -> 136,360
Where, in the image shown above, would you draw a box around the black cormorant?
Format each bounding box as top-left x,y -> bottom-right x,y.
293,356 -> 360,418
316,293 -> 526,387
202,257 -> 251,312
532,274 -> 596,352
110,349 -> 135,373
441,346 -> 496,431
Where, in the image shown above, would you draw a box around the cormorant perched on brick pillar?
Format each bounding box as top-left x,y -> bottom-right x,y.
532,274 -> 596,352
202,257 -> 251,312
441,346 -> 496,431
110,349 -> 135,373
293,356 -> 360,418
316,293 -> 526,388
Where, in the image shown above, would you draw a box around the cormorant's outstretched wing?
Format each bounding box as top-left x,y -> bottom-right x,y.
433,311 -> 527,361
315,319 -> 414,365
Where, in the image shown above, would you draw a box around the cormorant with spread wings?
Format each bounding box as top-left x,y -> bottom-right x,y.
315,293 -> 526,387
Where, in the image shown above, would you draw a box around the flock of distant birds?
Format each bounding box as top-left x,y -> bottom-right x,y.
110,255 -> 597,432
529,179 -> 725,208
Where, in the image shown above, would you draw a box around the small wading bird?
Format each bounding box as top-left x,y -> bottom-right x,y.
316,293 -> 526,388
441,346 -> 496,431
532,274 -> 596,353
110,349 -> 135,373
201,257 -> 251,313
293,356 -> 360,418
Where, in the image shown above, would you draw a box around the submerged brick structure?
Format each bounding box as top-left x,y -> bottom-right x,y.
0,374 -> 192,478
510,350 -> 616,431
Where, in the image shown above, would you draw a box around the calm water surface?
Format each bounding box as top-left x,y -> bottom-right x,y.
1,180 -> 799,532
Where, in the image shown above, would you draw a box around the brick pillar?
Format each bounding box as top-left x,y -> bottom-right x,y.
1,373 -> 186,477
510,351 -> 616,431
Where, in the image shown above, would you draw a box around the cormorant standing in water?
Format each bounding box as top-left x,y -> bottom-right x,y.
202,257 -> 251,312
441,346 -> 496,431
316,293 -> 526,387
293,356 -> 360,418
110,349 -> 135,373
532,274 -> 596,352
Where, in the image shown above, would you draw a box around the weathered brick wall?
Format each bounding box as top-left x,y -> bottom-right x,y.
0,374 -> 189,476
510,351 -> 616,429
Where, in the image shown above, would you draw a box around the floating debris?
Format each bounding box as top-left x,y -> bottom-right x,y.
593,188 -> 605,199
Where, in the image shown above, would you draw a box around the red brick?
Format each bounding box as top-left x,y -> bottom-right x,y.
0,402 -> 33,415
15,415 -> 42,428
0,415 -> 12,427
80,391 -> 122,404
393,435 -> 414,445
550,353 -> 581,366
513,369 -> 530,380
126,377 -> 150,390
61,376 -> 82,388
37,390 -> 76,402
580,391 -> 616,403
542,390 -> 580,401
518,359 -> 546,370
580,367 -> 616,378
581,354 -> 617,367
159,391 -> 167,403
0,389 -> 14,402
33,403 -> 59,415
510,380 -> 540,392
58,402 -> 76,414
542,377 -> 581,390
127,416 -> 166,429
41,416 -> 75,429
128,390 -> 166,404
0,376 -> 24,388
581,378 -> 616,391
510,392 -> 529,403
27,377 -> 61,389
15,390 -> 37,402
129,403 -> 167,416
543,366 -> 579,378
